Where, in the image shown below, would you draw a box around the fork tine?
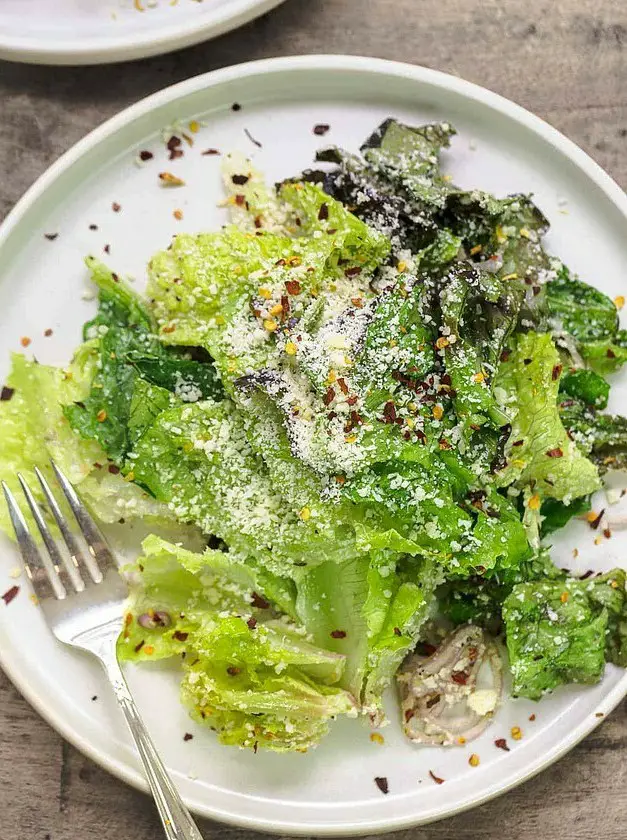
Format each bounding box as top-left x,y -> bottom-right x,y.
50,460 -> 113,581
17,473 -> 83,596
34,466 -> 91,591
2,480 -> 66,601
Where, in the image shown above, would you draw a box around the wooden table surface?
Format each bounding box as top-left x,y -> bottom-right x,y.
1,1 -> 626,838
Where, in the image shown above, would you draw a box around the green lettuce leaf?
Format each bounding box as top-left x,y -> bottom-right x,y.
0,353 -> 174,537
545,265 -> 627,374
559,369 -> 609,409
128,396 -> 357,577
360,119 -> 456,209
293,550 -> 441,720
560,398 -> 627,473
494,332 -> 600,501
118,536 -> 355,751
503,570 -> 627,699
65,258 -> 222,463
439,263 -> 516,430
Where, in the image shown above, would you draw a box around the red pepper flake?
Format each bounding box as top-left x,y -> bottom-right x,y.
172,630 -> 189,642
202,148 -> 221,156
603,527 -> 612,539
112,202 -> 121,213
44,233 -> 58,241
318,203 -> 329,221
231,173 -> 250,185
104,244 -> 110,254
345,266 -> 362,277
383,401 -> 397,423
234,193 -> 246,206
347,395 -> 358,406
0,386 -> 15,401
139,150 -> 153,161
337,377 -> 349,395
438,438 -> 452,450
451,670 -> 468,685
374,776 -> 389,795
494,738 -> 510,751
20,337 -> 31,348
250,591 -> 270,609
2,585 -> 19,606
231,102 -> 242,111
393,626 -> 402,636
429,770 -> 445,785
323,387 -> 336,406
330,629 -> 347,639
416,641 -> 437,656
108,464 -> 120,475
313,123 -> 330,136
500,348 -> 511,362
512,439 -> 524,447
529,713 -> 536,721
244,127 -> 262,148
254,215 -> 262,229
166,136 -> 183,160
285,279 -> 301,295
183,733 -> 193,741
546,448 -> 563,458
44,328 -> 53,337
404,708 -> 415,722
551,364 -> 562,381
588,509 -> 605,530
226,666 -> 241,676
134,639 -> 145,653
246,617 -> 257,630
607,348 -> 616,359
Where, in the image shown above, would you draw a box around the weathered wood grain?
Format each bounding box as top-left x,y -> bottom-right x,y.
1,1 -> 626,838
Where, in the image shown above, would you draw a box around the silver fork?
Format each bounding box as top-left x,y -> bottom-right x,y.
2,461 -> 203,840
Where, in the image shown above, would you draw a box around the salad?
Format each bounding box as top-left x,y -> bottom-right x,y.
2,118 -> 627,753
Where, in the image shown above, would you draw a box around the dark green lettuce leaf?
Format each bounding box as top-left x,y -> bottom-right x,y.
438,262 -> 517,429
361,119 -> 456,209
545,265 -> 627,374
503,570 -> 627,699
559,369 -> 609,409
546,269 -> 619,343
539,495 -> 592,537
65,259 -> 223,464
560,398 -> 627,473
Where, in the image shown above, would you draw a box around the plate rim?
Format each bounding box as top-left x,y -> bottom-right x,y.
0,54 -> 626,835
0,0 -> 286,66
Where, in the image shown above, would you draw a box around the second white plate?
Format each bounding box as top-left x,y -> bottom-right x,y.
0,56 -> 626,835
0,0 -> 286,65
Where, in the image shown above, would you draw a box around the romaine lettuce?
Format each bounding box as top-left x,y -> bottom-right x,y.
118,536 -> 355,751
494,331 -> 600,501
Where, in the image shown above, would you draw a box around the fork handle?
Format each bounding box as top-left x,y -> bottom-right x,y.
100,653 -> 204,840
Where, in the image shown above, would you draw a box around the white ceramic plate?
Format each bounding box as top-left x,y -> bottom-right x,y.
0,0 -> 286,65
1,56 -> 626,836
